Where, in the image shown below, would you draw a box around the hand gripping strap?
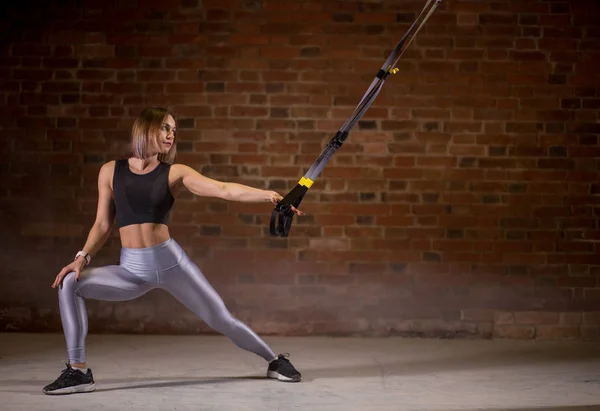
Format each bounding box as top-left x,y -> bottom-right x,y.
269,179 -> 311,237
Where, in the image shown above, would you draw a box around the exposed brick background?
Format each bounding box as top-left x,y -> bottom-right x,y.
1,0 -> 599,340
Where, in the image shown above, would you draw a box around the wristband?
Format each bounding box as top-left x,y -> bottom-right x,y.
75,251 -> 91,266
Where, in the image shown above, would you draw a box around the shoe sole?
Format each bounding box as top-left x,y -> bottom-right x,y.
43,382 -> 96,395
267,370 -> 301,382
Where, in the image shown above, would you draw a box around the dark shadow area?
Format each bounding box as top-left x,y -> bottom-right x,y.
0,375 -> 272,394
95,375 -> 268,392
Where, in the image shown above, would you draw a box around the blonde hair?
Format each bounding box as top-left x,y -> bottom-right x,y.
131,107 -> 177,164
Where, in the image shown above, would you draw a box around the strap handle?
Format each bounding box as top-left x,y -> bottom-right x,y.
269,181 -> 310,237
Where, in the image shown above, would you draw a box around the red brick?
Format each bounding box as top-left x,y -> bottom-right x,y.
584,312 -> 600,326
514,311 -> 559,325
536,326 -> 581,340
494,325 -> 535,339
494,312 -> 515,325
1,0 -> 599,340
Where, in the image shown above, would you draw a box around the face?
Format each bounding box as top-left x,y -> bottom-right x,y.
157,114 -> 176,154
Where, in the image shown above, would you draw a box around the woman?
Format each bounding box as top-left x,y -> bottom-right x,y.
43,107 -> 304,395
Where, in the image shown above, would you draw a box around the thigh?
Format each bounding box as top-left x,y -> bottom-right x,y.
65,265 -> 155,302
159,258 -> 228,321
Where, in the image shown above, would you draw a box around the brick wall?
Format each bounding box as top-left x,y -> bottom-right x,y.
1,0 -> 599,340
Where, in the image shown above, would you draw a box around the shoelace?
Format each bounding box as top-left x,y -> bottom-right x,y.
47,364 -> 77,387
58,364 -> 76,378
276,353 -> 298,373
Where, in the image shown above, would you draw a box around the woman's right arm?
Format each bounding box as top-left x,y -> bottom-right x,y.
52,161 -> 116,288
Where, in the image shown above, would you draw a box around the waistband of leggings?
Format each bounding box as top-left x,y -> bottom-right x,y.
119,237 -> 184,271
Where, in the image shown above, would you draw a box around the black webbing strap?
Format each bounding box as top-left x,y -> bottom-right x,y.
270,0 -> 442,237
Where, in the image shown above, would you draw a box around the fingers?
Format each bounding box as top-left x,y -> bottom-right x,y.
290,206 -> 306,216
52,268 -> 66,288
52,266 -> 81,289
271,195 -> 283,205
269,192 -> 304,215
53,274 -> 65,289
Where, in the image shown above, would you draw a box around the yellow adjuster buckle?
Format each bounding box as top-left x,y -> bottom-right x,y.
298,177 -> 314,188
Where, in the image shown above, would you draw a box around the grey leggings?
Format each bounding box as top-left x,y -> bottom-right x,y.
58,238 -> 275,364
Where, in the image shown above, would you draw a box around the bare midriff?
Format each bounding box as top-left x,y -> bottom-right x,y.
118,223 -> 171,248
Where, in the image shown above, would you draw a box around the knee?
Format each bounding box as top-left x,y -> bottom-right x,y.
207,311 -> 240,334
58,271 -> 80,297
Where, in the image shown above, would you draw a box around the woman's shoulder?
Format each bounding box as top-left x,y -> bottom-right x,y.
168,162 -> 184,176
168,163 -> 201,181
100,159 -> 119,170
97,160 -> 120,179
101,158 -> 131,170
169,162 -> 192,172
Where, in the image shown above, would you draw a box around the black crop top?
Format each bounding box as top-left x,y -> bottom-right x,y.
112,159 -> 175,228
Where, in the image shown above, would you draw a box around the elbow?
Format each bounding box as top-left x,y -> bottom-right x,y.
219,182 -> 234,201
204,180 -> 233,201
94,221 -> 113,235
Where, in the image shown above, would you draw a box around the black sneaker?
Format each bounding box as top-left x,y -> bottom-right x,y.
267,353 -> 302,382
42,364 -> 96,395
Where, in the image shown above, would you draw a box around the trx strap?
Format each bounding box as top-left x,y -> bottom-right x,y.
270,0 -> 442,237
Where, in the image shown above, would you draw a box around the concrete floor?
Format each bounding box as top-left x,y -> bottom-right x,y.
0,333 -> 599,411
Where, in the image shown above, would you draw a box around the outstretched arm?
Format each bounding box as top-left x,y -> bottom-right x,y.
172,164 -> 304,213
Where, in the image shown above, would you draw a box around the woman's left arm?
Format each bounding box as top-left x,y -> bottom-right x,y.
172,164 -> 304,215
